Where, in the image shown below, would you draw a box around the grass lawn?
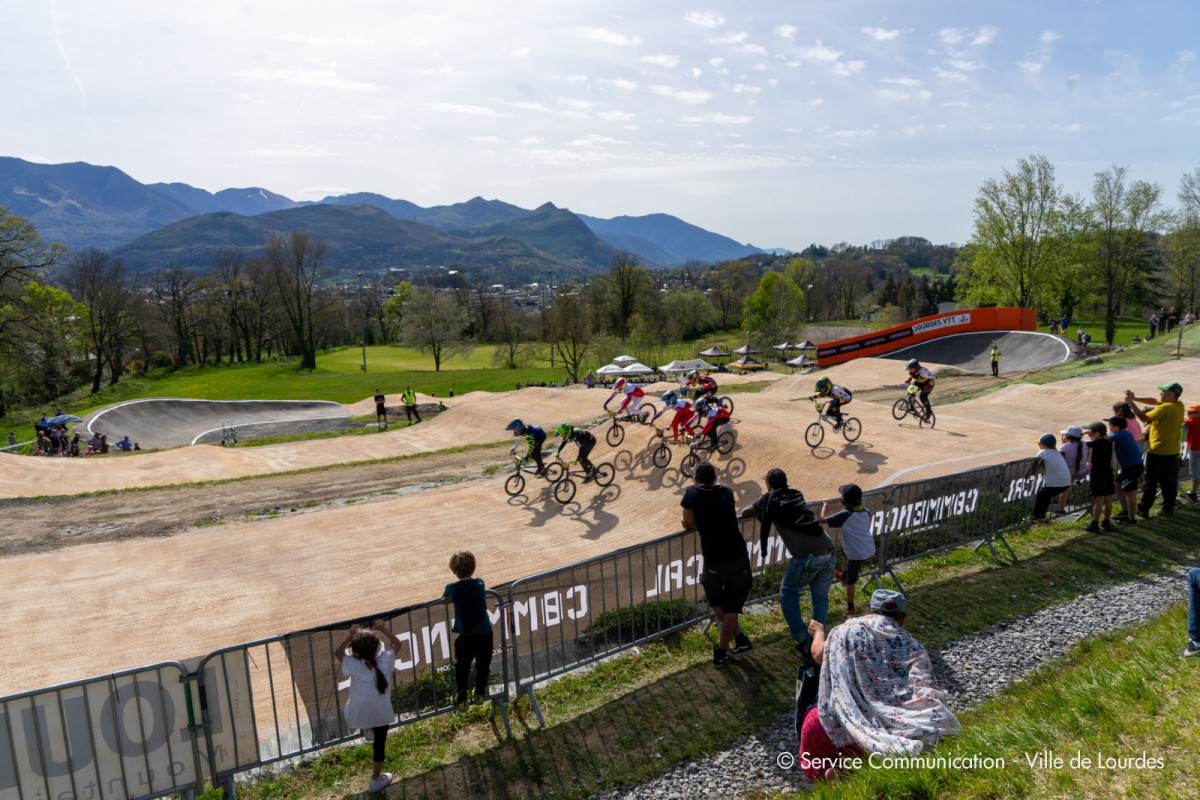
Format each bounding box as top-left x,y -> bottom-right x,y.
1055,315 -> 1161,348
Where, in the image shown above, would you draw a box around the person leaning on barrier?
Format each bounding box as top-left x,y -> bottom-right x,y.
740,468 -> 834,659
1125,382 -> 1184,518
798,590 -> 962,783
681,460 -> 753,667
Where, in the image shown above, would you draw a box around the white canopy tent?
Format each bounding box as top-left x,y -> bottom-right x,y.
659,358 -> 718,373
612,355 -> 638,365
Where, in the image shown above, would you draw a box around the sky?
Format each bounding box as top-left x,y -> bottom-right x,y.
3,1 -> 1198,251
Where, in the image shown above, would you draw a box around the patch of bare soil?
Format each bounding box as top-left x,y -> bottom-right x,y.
0,444 -> 510,558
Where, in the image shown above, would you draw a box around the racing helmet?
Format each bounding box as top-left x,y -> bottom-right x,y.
660,389 -> 678,405
693,397 -> 711,415
555,423 -> 574,437
614,378 -> 627,391
688,370 -> 699,380
815,376 -> 832,392
906,359 -> 921,372
505,418 -> 526,435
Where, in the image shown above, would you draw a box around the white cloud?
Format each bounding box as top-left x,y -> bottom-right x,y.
511,101 -> 551,112
231,68 -> 379,92
574,27 -> 643,46
775,24 -> 798,40
973,26 -> 1000,46
733,83 -> 761,94
1180,50 -> 1197,63
512,47 -> 531,58
712,32 -> 749,45
934,68 -> 969,82
428,102 -> 501,116
685,11 -> 725,28
648,85 -> 713,104
601,78 -> 639,91
874,89 -> 910,101
939,28 -> 966,45
1016,59 -> 1044,74
469,136 -> 500,143
679,113 -> 753,124
797,41 -> 842,62
1051,123 -> 1082,132
740,44 -> 768,56
863,27 -> 900,41
599,110 -> 635,121
247,144 -> 332,159
882,77 -> 923,87
642,54 -> 681,68
832,60 -> 865,77
1040,31 -> 1062,44
946,59 -> 981,72
556,97 -> 593,111
688,68 -> 702,78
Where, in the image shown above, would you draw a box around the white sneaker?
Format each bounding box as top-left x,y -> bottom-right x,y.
368,772 -> 392,793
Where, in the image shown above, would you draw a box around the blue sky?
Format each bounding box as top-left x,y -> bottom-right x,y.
3,1 -> 1198,250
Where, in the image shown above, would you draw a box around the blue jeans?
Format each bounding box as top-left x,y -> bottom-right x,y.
1188,568 -> 1200,643
780,551 -> 835,645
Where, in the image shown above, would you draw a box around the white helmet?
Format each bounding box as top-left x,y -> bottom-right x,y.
614,378 -> 627,390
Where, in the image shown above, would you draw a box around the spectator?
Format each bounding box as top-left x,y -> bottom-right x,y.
799,590 -> 962,782
1183,569 -> 1200,657
403,386 -> 421,423
133,442 -> 141,451
6,431 -> 15,449
374,388 -> 388,426
1030,433 -> 1071,520
1058,426 -> 1088,512
1104,419 -> 1142,525
100,434 -> 109,454
1060,313 -> 1069,334
69,444 -> 80,457
741,468 -> 833,656
585,370 -> 596,388
990,344 -> 1000,377
681,461 -> 753,667
333,621 -> 401,794
117,435 -> 133,452
1126,382 -> 1184,518
1112,402 -> 1144,454
442,551 -> 494,705
820,484 -> 875,617
1182,404 -> 1200,503
449,388 -> 455,397
87,433 -> 101,452
1084,422 -> 1115,532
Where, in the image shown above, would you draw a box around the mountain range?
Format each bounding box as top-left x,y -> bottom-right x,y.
0,157 -> 765,280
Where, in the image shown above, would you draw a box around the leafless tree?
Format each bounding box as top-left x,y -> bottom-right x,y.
265,230 -> 328,369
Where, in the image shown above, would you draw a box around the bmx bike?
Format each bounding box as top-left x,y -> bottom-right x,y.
603,405 -> 656,446
503,454 -> 556,496
546,455 -> 616,504
647,425 -> 693,468
804,399 -> 861,448
679,427 -> 738,477
892,384 -> 936,428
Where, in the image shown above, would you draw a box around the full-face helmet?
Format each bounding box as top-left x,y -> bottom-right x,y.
614,378 -> 627,391
555,423 -> 574,438
505,419 -> 526,435
906,359 -> 921,372
693,397 -> 711,415
660,389 -> 678,405
815,377 -> 832,392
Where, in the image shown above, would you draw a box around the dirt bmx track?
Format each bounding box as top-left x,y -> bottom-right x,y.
4,356 -> 1200,695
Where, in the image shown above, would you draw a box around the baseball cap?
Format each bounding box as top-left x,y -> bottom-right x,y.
1106,416 -> 1128,429
1188,404 -> 1200,414
1060,425 -> 1083,438
1037,433 -> 1057,447
1158,382 -> 1183,396
869,589 -> 906,614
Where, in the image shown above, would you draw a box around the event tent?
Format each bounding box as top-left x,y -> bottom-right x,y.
659,359 -> 718,373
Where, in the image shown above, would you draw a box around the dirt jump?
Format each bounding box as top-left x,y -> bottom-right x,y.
4,353 -> 1199,695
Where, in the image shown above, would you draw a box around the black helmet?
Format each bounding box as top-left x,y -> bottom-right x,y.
505,419 -> 525,435
816,376 -> 832,391
906,359 -> 921,371
693,397 -> 710,415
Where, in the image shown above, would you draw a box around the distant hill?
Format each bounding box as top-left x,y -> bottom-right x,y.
578,212 -> 762,266
108,203 -> 578,284
0,156 -> 772,266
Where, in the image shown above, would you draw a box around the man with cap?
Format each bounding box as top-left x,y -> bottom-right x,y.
742,468 -> 834,658
681,460 -> 754,667
1125,382 -> 1184,517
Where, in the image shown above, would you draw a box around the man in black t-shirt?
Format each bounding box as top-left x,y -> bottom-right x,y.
681,461 -> 753,666
374,388 -> 387,425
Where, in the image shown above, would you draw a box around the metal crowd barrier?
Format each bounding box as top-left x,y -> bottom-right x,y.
1,455 -> 1106,799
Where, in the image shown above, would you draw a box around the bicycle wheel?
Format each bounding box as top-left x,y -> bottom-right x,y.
842,418 -> 862,442
680,452 -> 699,477
606,423 -> 624,447
543,462 -> 565,482
715,428 -> 736,454
922,409 -> 936,429
804,422 -> 824,448
553,478 -> 577,504
891,398 -> 909,420
652,445 -> 672,468
636,403 -> 656,423
717,396 -> 734,414
593,462 -> 615,486
504,473 -> 525,496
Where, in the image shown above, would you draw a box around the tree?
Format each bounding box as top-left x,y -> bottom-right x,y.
61,248 -> 138,392
490,297 -> 536,369
1167,166 -> 1200,315
265,230 -> 328,369
150,265 -> 204,366
382,281 -> 414,341
747,271 -> 806,345
1088,166 -> 1169,344
708,260 -> 757,329
0,207 -> 63,370
401,286 -> 472,370
662,288 -> 717,340
547,292 -> 599,382
606,251 -> 654,340
958,154 -> 1065,312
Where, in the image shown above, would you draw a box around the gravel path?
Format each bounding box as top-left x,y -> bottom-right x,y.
591,568 -> 1191,800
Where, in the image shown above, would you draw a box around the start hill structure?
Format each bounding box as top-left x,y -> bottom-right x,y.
814,308 -> 1073,372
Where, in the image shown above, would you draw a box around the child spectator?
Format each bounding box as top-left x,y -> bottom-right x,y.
1058,426 -> 1089,513
1031,433 -> 1071,520
333,621 -> 401,793
1108,416 -> 1142,525
1113,402 -> 1144,454
442,551 -> 494,705
1084,422 -> 1115,532
1185,404 -> 1200,502
819,484 -> 874,616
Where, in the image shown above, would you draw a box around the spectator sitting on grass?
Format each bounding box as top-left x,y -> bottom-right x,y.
799,590 -> 961,782
117,435 -> 133,452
